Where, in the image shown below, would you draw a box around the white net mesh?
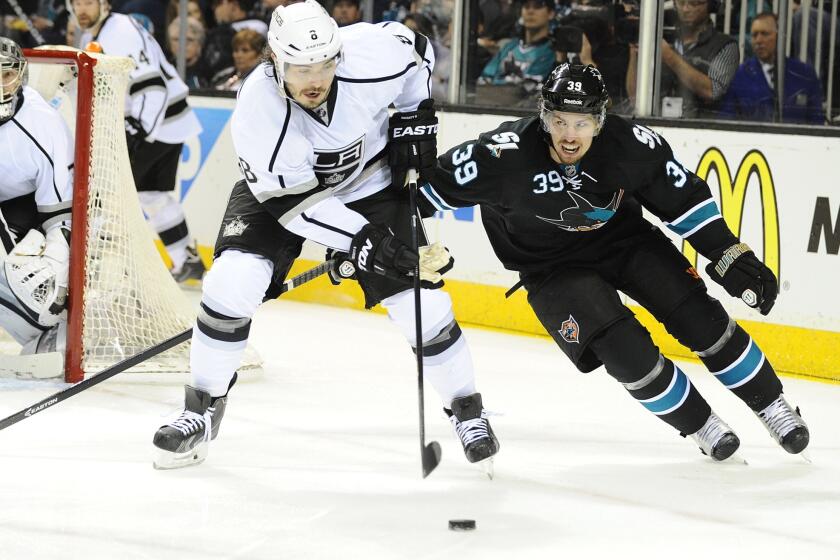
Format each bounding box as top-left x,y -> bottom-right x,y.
3,50 -> 260,379
77,54 -> 195,373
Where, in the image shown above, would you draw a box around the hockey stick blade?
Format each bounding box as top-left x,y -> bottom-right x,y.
0,259 -> 336,432
422,441 -> 442,478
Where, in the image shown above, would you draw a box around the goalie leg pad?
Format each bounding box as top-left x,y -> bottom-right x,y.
3,229 -> 68,327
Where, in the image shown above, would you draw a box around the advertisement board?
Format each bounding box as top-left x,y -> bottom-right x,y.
178,97 -> 839,381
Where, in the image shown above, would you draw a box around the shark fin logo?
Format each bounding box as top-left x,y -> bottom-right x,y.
537,190 -> 624,232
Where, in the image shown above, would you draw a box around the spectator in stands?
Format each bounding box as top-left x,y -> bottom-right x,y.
166,0 -> 205,29
214,28 -> 265,90
791,0 -> 839,120
719,13 -> 823,124
478,0 -> 556,87
555,5 -> 630,111
404,11 -> 450,99
202,0 -> 267,86
626,0 -> 738,118
478,0 -> 521,57
168,15 -> 209,89
332,0 -> 361,26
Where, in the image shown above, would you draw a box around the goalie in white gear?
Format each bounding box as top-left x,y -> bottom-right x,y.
69,0 -> 206,283
152,0 -> 499,470
0,38 -> 71,362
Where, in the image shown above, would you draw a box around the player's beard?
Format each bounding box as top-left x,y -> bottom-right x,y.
291,85 -> 330,109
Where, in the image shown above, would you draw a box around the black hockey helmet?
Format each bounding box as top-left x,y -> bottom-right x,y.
540,63 -> 609,117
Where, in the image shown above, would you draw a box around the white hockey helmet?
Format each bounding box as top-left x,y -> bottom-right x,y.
0,37 -> 27,124
66,0 -> 111,31
267,0 -> 342,80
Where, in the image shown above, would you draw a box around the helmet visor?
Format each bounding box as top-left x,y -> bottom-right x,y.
541,109 -> 599,138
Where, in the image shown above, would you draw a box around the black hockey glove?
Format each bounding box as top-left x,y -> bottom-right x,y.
124,116 -> 148,156
705,243 -> 778,315
325,248 -> 358,285
388,98 -> 438,187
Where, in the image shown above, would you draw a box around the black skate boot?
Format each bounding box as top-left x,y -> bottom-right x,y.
171,245 -> 206,284
689,412 -> 741,461
445,393 -> 499,464
756,394 -> 809,454
153,373 -> 237,469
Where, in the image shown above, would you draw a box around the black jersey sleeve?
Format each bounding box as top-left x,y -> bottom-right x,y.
422,131 -> 518,213
624,123 -> 739,257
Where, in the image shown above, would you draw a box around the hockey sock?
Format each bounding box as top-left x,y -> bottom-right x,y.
382,288 -> 477,405
698,319 -> 783,411
590,317 -> 712,435
417,320 -> 477,405
190,250 -> 272,396
622,356 -> 712,435
138,191 -> 192,269
192,301 -> 251,397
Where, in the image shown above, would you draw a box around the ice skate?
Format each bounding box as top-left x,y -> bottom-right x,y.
153,374 -> 236,469
689,412 -> 741,461
756,394 -> 809,454
171,245 -> 206,284
446,393 -> 499,473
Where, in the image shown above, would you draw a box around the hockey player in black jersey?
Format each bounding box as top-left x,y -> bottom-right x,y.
422,63 -> 809,460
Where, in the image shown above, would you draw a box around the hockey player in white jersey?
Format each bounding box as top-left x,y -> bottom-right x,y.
0,38 -> 72,362
69,0 -> 206,283
152,0 -> 499,470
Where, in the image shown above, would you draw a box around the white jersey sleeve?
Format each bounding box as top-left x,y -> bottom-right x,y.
231,74 -> 367,251
0,87 -> 74,232
377,21 -> 436,111
94,14 -> 169,141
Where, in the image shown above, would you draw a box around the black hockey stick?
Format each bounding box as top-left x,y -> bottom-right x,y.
5,0 -> 46,45
0,259 -> 336,432
407,169 -> 442,478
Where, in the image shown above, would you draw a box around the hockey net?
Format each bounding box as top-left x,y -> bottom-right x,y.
0,48 -> 259,382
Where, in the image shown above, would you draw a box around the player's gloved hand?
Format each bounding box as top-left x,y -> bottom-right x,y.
349,224 -> 446,288
3,227 -> 69,326
124,116 -> 148,156
325,248 -> 358,285
418,242 -> 454,286
705,242 -> 778,315
388,98 -> 438,187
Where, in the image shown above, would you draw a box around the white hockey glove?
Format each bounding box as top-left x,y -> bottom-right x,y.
3,227 -> 70,327
418,242 -> 454,286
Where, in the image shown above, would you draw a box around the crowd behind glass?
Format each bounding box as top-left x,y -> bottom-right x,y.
2,0 -> 837,125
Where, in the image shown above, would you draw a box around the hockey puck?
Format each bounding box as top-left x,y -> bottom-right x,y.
448,519 -> 476,531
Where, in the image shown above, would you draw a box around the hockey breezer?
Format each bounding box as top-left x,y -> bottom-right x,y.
0,259 -> 337,433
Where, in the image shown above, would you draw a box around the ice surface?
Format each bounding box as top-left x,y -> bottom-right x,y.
1,299 -> 838,559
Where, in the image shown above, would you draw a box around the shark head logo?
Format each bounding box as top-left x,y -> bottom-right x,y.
536,190 -> 624,232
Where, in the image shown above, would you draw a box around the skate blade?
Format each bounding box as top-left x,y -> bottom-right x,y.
477,456 -> 494,480
725,452 -> 749,465
797,450 -> 813,464
153,442 -> 208,470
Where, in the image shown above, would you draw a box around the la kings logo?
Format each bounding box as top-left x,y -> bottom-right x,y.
314,135 -> 365,188
223,216 -> 249,237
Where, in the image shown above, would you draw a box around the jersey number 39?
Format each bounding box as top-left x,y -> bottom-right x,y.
452,144 -> 477,185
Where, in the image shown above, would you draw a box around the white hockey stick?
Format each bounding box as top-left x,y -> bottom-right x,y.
5,0 -> 46,46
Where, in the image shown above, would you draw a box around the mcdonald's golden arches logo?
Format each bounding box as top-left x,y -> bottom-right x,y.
682,148 -> 780,281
